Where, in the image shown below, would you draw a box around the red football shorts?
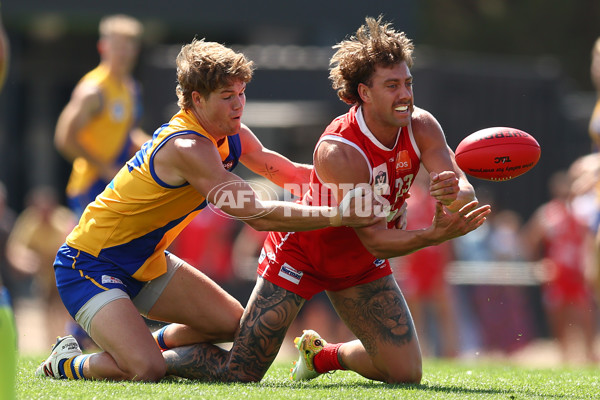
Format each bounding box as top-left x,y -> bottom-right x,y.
257,229 -> 393,300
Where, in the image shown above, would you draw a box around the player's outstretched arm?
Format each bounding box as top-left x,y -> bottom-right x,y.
315,133 -> 490,260
153,133 -> 382,231
357,199 -> 490,259
238,125 -> 312,197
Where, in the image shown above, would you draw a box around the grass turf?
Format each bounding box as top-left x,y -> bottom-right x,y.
18,355 -> 600,399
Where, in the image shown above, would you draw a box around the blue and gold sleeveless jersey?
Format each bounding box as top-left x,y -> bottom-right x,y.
65,109 -> 241,281
66,64 -> 141,198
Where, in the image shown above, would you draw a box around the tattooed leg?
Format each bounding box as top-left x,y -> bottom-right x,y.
163,342 -> 229,381
326,275 -> 422,383
164,277 -> 304,382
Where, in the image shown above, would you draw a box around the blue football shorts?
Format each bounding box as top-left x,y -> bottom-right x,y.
54,244 -> 181,332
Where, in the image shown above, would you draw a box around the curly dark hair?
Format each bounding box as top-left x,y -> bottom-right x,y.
176,38 -> 255,110
329,15 -> 414,105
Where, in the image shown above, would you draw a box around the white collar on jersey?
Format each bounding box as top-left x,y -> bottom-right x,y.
356,106 -> 401,152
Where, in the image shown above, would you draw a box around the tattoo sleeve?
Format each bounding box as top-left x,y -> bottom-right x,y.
164,278 -> 303,382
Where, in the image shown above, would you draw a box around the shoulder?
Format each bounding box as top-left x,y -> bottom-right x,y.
70,81 -> 102,108
410,106 -> 442,134
410,106 -> 447,149
237,123 -> 264,154
315,139 -> 370,184
238,123 -> 253,139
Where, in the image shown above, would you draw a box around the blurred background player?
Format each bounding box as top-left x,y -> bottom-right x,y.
54,14 -> 147,217
579,37 -> 600,306
0,5 -> 17,399
522,170 -> 598,364
6,186 -> 76,345
588,37 -> 600,152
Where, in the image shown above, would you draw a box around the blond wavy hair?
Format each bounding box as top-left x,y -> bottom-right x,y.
99,14 -> 143,39
176,38 -> 254,110
329,15 -> 414,105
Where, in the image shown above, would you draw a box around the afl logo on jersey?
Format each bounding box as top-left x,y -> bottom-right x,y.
110,101 -> 126,122
373,163 -> 390,196
395,150 -> 411,173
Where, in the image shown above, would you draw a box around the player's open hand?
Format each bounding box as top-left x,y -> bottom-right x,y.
431,200 -> 491,242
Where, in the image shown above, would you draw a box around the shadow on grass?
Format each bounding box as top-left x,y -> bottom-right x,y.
162,376 -> 570,399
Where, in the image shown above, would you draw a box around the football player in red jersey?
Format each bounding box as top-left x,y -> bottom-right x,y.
163,16 -> 490,383
523,171 -> 598,364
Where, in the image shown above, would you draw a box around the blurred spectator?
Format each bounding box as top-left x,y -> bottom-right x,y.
451,187 -> 494,356
522,170 -> 598,364
231,222 -> 268,282
169,207 -> 239,286
6,186 -> 77,344
392,168 -> 459,358
472,209 -> 536,354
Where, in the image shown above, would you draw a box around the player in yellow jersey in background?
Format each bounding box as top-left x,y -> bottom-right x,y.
0,5 -> 17,399
35,37 -> 381,382
54,14 -> 148,217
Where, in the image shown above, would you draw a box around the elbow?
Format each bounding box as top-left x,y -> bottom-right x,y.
360,233 -> 389,260
244,218 -> 272,232
368,248 -> 389,260
54,134 -> 65,152
54,130 -> 70,155
367,244 -> 394,260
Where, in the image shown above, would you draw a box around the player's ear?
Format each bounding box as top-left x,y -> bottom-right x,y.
358,83 -> 371,103
191,91 -> 204,107
97,38 -> 106,55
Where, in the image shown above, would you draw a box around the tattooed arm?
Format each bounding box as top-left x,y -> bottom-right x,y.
164,278 -> 304,382
238,124 -> 312,197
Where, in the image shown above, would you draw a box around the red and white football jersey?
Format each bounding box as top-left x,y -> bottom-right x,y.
258,106 -> 421,294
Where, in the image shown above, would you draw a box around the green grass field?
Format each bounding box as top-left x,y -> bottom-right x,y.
17,355 -> 600,399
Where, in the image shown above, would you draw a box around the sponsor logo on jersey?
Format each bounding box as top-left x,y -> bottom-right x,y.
101,275 -> 124,285
373,258 -> 386,268
395,150 -> 411,172
278,263 -> 303,285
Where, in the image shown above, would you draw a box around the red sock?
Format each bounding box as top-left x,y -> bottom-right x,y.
314,343 -> 345,374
